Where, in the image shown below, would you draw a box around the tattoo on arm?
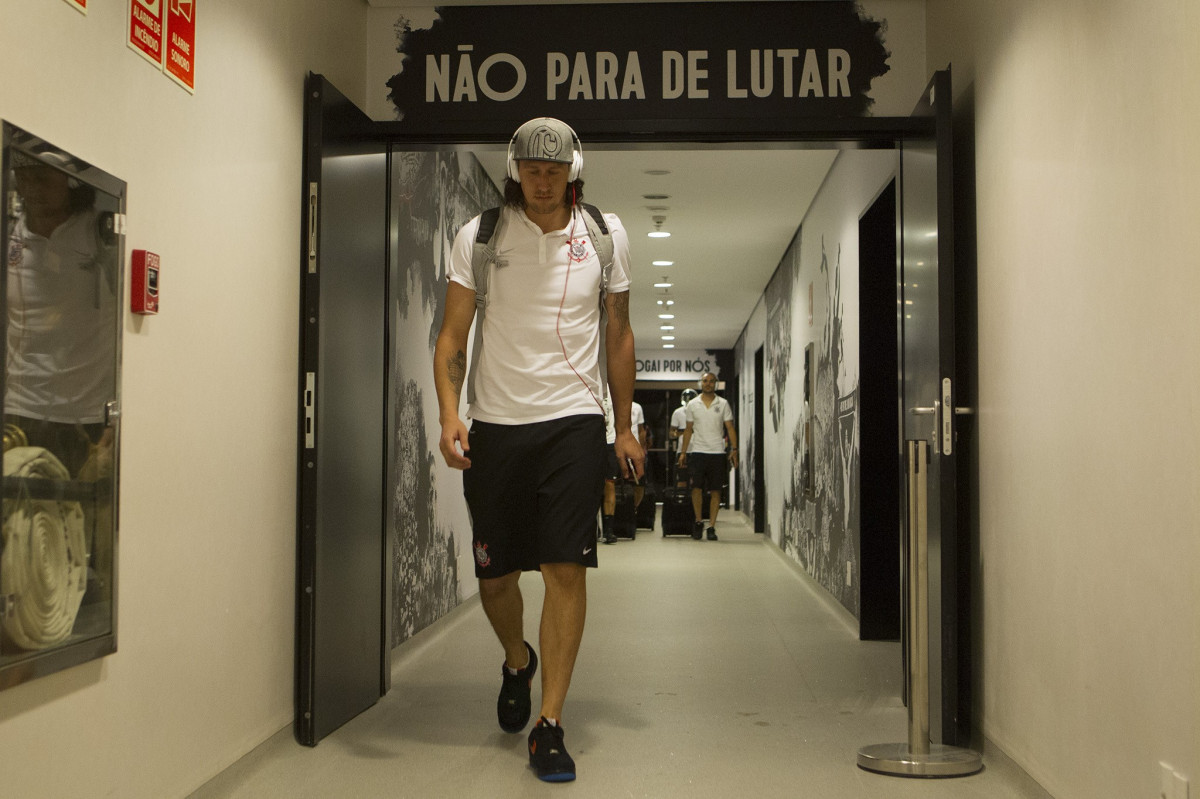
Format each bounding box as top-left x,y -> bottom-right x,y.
609,292 -> 630,336
448,350 -> 467,396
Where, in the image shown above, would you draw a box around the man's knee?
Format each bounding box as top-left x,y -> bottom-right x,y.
541,562 -> 586,591
479,570 -> 520,600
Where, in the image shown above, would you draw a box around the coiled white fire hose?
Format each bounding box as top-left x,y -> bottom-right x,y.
2,446 -> 87,649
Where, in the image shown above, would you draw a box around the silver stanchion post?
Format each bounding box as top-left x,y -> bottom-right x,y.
857,439 -> 981,777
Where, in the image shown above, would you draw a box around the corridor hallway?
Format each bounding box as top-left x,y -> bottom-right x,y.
194,513 -> 1049,799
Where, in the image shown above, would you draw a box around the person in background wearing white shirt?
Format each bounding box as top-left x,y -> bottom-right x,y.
668,388 -> 697,486
630,398 -> 647,509
677,373 -> 738,540
599,393 -> 647,545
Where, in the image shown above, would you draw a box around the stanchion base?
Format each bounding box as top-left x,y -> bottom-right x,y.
857,742 -> 983,777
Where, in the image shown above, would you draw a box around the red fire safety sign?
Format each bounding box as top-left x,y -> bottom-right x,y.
128,0 -> 164,67
64,0 -> 87,14
165,0 -> 196,93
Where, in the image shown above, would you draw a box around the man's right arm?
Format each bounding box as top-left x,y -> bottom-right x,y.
434,280 -> 477,469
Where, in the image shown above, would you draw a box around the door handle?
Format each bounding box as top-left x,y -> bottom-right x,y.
909,407 -> 937,415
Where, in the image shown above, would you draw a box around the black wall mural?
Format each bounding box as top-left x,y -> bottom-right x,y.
760,231 -> 861,616
765,231 -> 797,434
388,150 -> 502,647
390,377 -> 457,644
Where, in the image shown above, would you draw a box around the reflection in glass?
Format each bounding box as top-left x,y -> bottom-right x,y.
1,124 -> 121,686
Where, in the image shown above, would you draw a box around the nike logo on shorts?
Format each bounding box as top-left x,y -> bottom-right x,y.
583,547 -> 594,555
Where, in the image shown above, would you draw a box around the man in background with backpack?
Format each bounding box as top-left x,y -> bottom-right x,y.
433,117 -> 640,783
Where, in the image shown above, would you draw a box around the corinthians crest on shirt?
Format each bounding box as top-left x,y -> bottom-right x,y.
568,237 -> 590,263
474,540 -> 491,568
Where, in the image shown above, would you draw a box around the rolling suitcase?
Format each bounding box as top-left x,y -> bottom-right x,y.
613,481 -> 637,539
635,485 -> 658,530
661,487 -> 695,537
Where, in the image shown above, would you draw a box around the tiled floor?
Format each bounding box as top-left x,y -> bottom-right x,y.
193,511 -> 1051,799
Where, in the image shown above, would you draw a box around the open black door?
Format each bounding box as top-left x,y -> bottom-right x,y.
295,74 -> 390,746
753,346 -> 766,533
899,69 -> 970,746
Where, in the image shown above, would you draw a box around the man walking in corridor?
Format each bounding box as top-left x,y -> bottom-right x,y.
434,117 -> 641,782
677,372 -> 738,540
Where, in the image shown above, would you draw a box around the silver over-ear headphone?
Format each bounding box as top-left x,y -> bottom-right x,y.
507,117 -> 583,183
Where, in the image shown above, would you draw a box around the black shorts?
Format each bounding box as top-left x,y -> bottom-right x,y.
463,415 -> 605,578
688,452 -> 728,492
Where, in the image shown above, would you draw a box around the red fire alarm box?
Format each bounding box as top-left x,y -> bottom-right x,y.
131,249 -> 160,314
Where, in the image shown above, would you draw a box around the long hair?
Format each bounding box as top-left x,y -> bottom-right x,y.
503,177 -> 585,209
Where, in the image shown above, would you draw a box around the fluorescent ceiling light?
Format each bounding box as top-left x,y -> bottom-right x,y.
648,231 -> 671,238
652,260 -> 674,267
658,314 -> 675,319
654,282 -> 673,288
661,335 -> 676,341
663,344 -> 675,349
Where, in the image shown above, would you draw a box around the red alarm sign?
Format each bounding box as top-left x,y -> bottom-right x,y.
165,0 -> 196,93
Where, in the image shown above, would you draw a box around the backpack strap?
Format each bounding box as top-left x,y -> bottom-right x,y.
579,203 -> 614,293
579,202 -> 615,398
466,207 -> 503,406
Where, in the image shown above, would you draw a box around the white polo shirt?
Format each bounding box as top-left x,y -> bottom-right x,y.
684,395 -> 733,454
448,205 -> 631,425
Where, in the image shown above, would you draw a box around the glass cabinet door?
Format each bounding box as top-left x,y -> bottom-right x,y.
1,123 -> 122,688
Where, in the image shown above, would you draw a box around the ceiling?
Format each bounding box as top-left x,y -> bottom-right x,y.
475,146 -> 839,354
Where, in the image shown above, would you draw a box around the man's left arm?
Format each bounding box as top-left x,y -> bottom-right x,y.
605,289 -> 643,480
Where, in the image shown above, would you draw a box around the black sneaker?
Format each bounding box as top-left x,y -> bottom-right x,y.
528,717 -> 576,782
497,642 -> 537,733
602,531 -> 618,544
692,521 -> 704,540
706,527 -> 718,541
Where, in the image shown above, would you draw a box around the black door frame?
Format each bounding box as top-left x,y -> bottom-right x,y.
298,69 -> 966,746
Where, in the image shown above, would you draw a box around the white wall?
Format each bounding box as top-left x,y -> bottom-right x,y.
0,1 -> 367,796
926,2 -> 1200,797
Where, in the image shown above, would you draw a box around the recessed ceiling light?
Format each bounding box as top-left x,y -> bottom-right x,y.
661,335 -> 676,341
660,325 -> 674,330
652,260 -> 674,267
658,314 -> 675,319
654,281 -> 673,288
648,231 -> 671,238
663,344 -> 675,349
